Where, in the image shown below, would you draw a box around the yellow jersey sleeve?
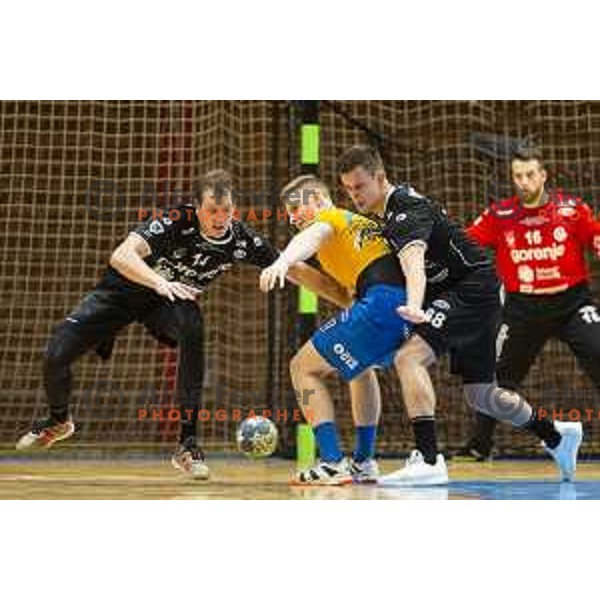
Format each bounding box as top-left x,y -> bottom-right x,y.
315,207 -> 351,233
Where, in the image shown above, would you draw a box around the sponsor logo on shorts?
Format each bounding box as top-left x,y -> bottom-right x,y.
333,343 -> 359,371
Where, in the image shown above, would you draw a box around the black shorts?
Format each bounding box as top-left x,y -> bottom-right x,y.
496,283 -> 600,390
414,267 -> 501,384
56,280 -> 200,359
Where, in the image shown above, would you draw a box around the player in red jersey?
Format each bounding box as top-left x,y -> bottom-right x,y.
462,147 -> 600,459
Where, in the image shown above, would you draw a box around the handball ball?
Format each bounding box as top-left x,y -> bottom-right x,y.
236,416 -> 278,458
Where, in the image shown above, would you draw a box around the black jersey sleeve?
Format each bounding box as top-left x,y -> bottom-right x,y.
132,205 -> 194,258
383,189 -> 434,254
236,222 -> 279,268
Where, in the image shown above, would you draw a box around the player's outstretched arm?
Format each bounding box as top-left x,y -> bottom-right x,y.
110,233 -> 199,302
259,222 -> 333,292
396,242 -> 429,324
287,262 -> 352,308
578,204 -> 600,259
466,208 -> 499,248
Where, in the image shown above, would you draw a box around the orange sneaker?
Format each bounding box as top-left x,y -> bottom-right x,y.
16,417 -> 75,450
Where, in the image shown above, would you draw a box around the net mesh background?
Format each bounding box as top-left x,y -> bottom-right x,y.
1,100 -> 599,454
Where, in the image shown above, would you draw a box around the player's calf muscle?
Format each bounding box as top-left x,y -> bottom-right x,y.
393,339 -> 437,418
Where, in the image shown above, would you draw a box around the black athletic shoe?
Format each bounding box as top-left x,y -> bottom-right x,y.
454,440 -> 493,462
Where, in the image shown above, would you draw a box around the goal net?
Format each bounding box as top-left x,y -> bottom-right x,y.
1,100 -> 599,455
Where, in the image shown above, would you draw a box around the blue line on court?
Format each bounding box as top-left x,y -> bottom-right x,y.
448,480 -> 600,500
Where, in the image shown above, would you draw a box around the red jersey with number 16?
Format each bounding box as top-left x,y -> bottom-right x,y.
467,192 -> 600,294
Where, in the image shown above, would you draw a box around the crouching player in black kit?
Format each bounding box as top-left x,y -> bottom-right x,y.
463,148 -> 600,460
338,146 -> 583,485
16,169 -> 348,479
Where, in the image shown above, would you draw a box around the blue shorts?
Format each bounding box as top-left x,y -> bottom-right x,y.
311,284 -> 412,381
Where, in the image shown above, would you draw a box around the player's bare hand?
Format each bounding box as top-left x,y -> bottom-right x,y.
155,280 -> 200,302
397,305 -> 429,324
260,259 -> 289,292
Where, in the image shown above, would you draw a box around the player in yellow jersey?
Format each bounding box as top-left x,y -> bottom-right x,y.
260,175 -> 412,485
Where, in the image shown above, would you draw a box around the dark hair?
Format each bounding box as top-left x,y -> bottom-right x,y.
511,147 -> 545,169
337,145 -> 385,176
198,169 -> 233,201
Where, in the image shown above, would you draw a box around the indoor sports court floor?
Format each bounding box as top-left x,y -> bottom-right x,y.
2,457 -> 600,499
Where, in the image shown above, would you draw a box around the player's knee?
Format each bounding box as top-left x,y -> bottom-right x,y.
290,346 -> 322,379
177,325 -> 203,344
394,347 -> 425,375
173,310 -> 204,343
43,339 -> 70,373
290,350 -> 307,379
462,384 -> 482,412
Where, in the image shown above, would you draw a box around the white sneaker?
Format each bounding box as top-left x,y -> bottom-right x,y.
350,458 -> 380,484
290,457 -> 353,486
379,450 -> 449,487
543,421 -> 583,482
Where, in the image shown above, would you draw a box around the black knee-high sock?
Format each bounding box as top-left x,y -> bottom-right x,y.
179,407 -> 199,444
469,412 -> 498,453
412,416 -> 439,465
50,405 -> 70,423
523,409 -> 561,449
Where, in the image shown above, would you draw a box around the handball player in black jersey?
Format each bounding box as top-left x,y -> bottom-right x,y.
16,169 -> 348,479
338,146 -> 582,486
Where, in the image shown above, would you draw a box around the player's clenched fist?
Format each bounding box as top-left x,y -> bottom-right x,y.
260,258 -> 290,292
155,279 -> 201,302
